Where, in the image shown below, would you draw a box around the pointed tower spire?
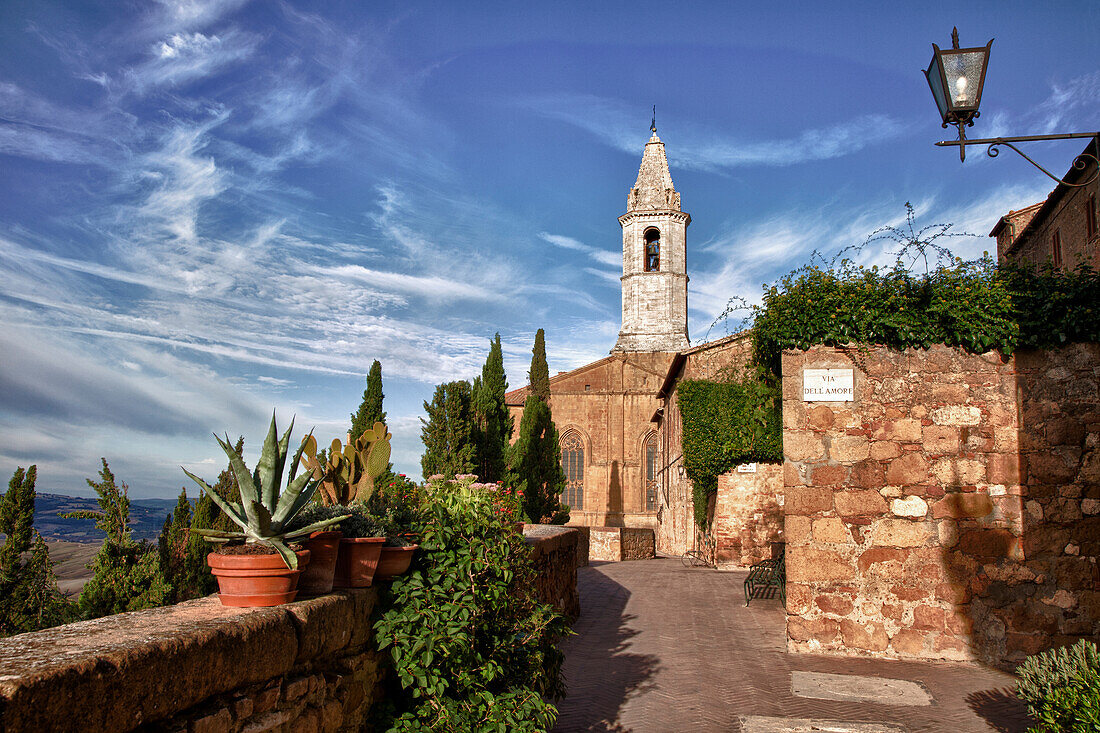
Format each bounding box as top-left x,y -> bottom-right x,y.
628,122 -> 680,212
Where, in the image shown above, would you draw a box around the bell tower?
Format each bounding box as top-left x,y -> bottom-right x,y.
612,122 -> 690,353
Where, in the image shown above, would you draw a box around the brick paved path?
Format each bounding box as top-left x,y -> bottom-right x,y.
553,558 -> 1033,733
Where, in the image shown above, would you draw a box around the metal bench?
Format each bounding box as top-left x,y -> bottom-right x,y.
744,548 -> 785,606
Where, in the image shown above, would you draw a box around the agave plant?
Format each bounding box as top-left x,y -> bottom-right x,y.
182,412 -> 349,569
301,421 -> 392,506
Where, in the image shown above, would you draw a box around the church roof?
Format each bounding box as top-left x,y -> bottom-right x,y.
628,132 -> 681,212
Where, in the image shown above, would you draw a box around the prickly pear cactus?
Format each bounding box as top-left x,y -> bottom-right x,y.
301,421 -> 392,506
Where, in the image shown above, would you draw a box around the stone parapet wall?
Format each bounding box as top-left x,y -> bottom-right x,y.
782,343 -> 1099,668
524,525 -> 581,619
0,528 -> 581,732
588,526 -> 656,562
714,463 -> 784,567
0,590 -> 384,733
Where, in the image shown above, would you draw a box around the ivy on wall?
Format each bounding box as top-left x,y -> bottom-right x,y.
678,373 -> 782,527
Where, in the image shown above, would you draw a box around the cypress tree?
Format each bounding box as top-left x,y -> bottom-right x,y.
60,458 -> 131,543
74,460 -> 169,619
350,360 -> 395,486
474,333 -> 513,483
529,329 -> 550,400
157,488 -> 192,603
0,466 -> 75,635
420,380 -> 478,480
350,360 -> 387,443
507,330 -> 569,524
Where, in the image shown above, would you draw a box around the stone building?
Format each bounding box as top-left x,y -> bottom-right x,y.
651,333 -> 784,561
990,136 -> 1099,270
506,126 -> 688,529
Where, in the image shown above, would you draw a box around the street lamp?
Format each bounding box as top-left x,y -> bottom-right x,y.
924,27 -> 1098,184
924,28 -> 991,160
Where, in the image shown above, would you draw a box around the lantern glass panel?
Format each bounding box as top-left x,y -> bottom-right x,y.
925,57 -> 949,120
942,50 -> 986,111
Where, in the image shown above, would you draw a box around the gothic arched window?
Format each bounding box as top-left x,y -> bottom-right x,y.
560,432 -> 584,511
644,432 -> 658,512
644,228 -> 660,272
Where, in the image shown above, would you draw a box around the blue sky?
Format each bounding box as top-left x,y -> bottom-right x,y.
1,1 -> 1097,499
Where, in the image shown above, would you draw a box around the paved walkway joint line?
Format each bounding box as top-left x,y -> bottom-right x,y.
740,716 -> 908,733
791,671 -> 933,707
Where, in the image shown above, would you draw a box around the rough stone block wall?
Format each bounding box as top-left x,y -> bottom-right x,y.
714,463 -> 784,567
524,525 -> 581,619
589,526 -> 622,561
573,526 -> 591,567
620,527 -> 656,560
0,530 -> 581,732
782,343 -> 1099,668
587,526 -> 655,561
0,591 -> 384,733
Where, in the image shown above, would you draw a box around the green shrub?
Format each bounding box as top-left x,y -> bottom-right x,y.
1017,639 -> 1100,732
372,476 -> 570,732
750,258 -> 1099,379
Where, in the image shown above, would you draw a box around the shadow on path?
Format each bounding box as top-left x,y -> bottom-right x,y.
553,565 -> 660,732
965,687 -> 1033,733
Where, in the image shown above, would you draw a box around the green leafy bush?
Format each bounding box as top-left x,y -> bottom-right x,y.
1017,639 -> 1100,732
367,474 -> 424,546
678,371 -> 782,527
372,476 -> 569,732
750,258 -> 1099,378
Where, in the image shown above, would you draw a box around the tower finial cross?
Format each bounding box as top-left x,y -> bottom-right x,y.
650,105 -> 657,133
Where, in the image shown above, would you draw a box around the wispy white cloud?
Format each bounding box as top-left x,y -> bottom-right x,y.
538,231 -> 621,268
317,264 -> 504,303
519,93 -> 908,170
129,29 -> 259,91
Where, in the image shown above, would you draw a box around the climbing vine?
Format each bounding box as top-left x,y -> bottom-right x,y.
678,372 -> 782,527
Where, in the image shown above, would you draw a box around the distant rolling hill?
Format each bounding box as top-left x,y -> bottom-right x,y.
34,493 -> 182,543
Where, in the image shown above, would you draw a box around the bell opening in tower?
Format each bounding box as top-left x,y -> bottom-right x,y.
644,227 -> 661,272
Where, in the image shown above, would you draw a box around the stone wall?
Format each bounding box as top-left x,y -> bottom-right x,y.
782,343 -> 1099,668
0,591 -> 384,733
588,526 -> 656,562
714,462 -> 784,567
0,529 -> 582,732
525,525 -> 581,620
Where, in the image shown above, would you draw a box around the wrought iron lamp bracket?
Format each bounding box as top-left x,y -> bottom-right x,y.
935,131 -> 1100,186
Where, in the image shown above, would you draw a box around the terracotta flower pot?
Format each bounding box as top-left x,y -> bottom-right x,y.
207,549 -> 311,607
298,531 -> 342,596
375,544 -> 418,581
333,537 -> 385,588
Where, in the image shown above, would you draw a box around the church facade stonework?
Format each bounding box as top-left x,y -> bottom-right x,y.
506,129 -> 688,529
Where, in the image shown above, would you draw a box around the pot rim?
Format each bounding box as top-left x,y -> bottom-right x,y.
207,548 -> 310,570
339,536 -> 385,543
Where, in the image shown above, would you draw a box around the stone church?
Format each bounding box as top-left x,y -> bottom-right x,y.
505,126 -> 690,530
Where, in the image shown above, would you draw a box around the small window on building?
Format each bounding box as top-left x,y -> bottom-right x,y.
584,384 -> 590,392
645,433 -> 658,512
643,228 -> 660,272
1052,229 -> 1063,268
1087,195 -> 1097,239
560,433 -> 584,511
